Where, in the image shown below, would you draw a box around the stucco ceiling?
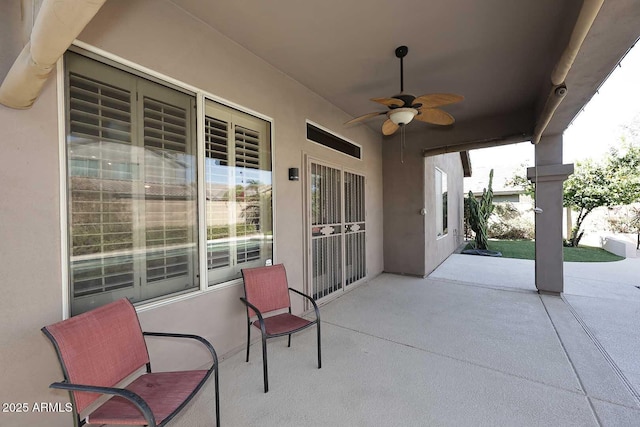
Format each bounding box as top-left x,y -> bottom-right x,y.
170,0 -> 640,150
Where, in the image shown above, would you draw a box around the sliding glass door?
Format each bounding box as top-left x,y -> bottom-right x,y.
307,159 -> 366,301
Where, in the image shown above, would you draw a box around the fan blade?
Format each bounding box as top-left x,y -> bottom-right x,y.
415,108 -> 455,125
371,97 -> 405,108
382,119 -> 399,135
412,93 -> 463,108
344,111 -> 386,125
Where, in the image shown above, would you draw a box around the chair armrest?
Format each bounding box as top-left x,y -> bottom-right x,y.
239,297 -> 268,334
239,297 -> 265,320
49,381 -> 156,426
142,332 -> 218,369
288,288 -> 321,321
142,332 -> 219,427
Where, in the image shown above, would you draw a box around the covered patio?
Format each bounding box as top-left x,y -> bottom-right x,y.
2,1 -> 640,425
172,257 -> 640,426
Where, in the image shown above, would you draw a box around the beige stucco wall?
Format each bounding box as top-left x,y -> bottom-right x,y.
0,4 -> 67,425
382,134 -> 426,275
424,154 -> 466,274
383,132 -> 465,277
0,1 -> 384,425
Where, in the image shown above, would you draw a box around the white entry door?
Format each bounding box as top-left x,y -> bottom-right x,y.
307,160 -> 366,301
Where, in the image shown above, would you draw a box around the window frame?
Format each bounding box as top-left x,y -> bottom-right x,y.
202,99 -> 274,286
64,54 -> 201,315
58,42 -> 276,318
435,167 -> 448,239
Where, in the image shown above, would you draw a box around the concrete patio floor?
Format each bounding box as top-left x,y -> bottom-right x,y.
169,255 -> 640,426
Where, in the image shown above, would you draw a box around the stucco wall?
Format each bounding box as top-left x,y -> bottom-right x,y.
0,3 -> 68,425
0,1 -> 383,425
424,154 -> 465,274
383,132 -> 465,276
382,135 -> 426,275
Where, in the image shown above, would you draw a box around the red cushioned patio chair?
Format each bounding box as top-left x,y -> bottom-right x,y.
42,298 -> 219,426
240,263 -> 321,393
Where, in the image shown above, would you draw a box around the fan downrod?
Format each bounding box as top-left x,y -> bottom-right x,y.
395,46 -> 408,58
395,46 -> 408,93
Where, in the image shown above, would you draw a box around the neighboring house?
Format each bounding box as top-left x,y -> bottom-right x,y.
1,1 -> 638,425
464,164 -> 533,209
463,163 -> 535,240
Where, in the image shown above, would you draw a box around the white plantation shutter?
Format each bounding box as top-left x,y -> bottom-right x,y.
234,125 -> 260,169
143,96 -> 192,283
234,124 -> 262,263
69,74 -> 132,144
67,59 -> 137,300
204,101 -> 272,285
65,51 -> 198,315
204,115 -> 231,269
205,116 -> 229,165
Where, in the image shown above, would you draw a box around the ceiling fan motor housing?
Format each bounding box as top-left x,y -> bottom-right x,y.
391,93 -> 418,108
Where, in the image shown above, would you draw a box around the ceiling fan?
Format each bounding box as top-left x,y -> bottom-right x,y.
345,46 -> 463,136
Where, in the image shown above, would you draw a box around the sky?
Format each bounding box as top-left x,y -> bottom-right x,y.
468,42 -> 640,178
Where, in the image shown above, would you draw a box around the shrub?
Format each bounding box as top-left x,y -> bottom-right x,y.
487,203 -> 534,240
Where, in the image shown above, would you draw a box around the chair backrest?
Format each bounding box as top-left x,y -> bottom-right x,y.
42,299 -> 150,413
241,264 -> 291,317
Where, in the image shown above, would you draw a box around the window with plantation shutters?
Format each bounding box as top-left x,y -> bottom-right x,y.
65,51 -> 198,315
204,101 -> 273,285
68,72 -> 135,299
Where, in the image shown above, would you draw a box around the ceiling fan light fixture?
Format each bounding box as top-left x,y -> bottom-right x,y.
344,46 -> 462,137
389,108 -> 417,125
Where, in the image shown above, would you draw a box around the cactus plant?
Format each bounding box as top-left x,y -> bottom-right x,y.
467,169 -> 494,250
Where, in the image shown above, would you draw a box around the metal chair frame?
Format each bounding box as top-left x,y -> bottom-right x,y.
42,300 -> 220,427
240,266 -> 321,393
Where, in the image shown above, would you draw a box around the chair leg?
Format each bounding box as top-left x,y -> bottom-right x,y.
287,334 -> 291,347
317,321 -> 322,369
245,320 -> 251,362
214,362 -> 220,427
261,333 -> 269,393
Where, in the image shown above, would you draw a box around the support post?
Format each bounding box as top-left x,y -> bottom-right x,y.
527,134 -> 573,294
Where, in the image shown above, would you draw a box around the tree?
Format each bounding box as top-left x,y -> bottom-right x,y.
467,169 -> 494,250
509,141 -> 640,247
563,159 -> 610,246
505,162 -> 535,199
568,142 -> 640,246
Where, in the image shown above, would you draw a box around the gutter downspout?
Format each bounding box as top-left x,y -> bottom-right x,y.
0,0 -> 106,109
532,0 -> 604,144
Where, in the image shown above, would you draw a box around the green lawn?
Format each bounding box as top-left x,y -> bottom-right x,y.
466,239 -> 624,262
